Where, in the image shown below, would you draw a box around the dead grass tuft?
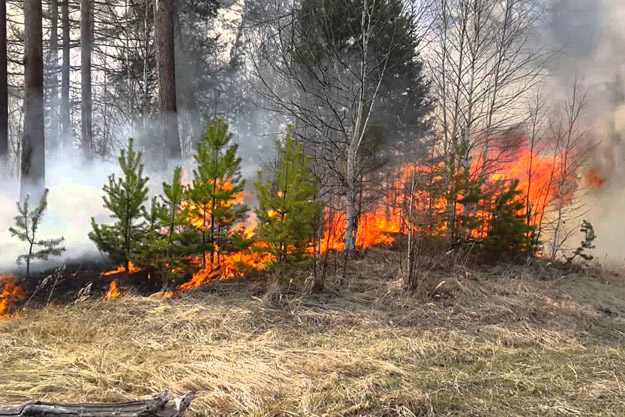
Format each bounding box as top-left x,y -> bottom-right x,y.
1,250 -> 624,416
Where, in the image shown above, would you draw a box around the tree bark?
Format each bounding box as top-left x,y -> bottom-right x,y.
0,0 -> 8,167
0,393 -> 195,417
155,0 -> 181,161
48,0 -> 59,150
80,0 -> 93,158
61,0 -> 71,148
21,0 -> 46,200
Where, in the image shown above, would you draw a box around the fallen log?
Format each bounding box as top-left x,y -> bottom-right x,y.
0,392 -> 195,417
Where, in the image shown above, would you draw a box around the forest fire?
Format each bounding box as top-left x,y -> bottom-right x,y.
0,275 -> 25,317
103,281 -> 122,300
177,245 -> 275,291
317,135 -> 564,252
103,262 -> 141,277
587,168 -> 607,188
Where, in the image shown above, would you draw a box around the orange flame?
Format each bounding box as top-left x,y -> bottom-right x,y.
103,280 -> 121,300
0,275 -> 25,317
177,245 -> 275,291
103,262 -> 141,277
185,180 -> 245,230
587,168 -> 606,188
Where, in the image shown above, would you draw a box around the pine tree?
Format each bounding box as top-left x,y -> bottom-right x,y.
9,189 -> 66,277
255,129 -> 322,264
483,180 -> 535,258
137,167 -> 198,287
188,119 -> 248,267
89,139 -> 150,272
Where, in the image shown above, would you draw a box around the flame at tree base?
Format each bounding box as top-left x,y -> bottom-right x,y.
0,275 -> 25,317
178,246 -> 276,292
103,262 -> 141,277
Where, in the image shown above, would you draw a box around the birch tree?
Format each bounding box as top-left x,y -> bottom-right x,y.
253,0 -> 431,252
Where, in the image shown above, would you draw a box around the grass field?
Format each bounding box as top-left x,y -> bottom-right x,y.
1,251 -> 625,416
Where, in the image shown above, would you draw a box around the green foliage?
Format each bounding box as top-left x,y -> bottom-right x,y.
89,139 -> 149,272
9,189 -> 66,277
188,119 -> 248,266
135,167 -> 200,288
255,129 -> 323,264
458,176 -> 535,260
565,220 -> 597,266
484,180 -> 535,257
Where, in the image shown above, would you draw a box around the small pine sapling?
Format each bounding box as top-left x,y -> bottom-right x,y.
139,167 -> 197,287
9,189 -> 66,277
565,220 -> 597,266
255,129 -> 323,264
483,180 -> 535,258
89,139 -> 149,272
188,119 -> 248,267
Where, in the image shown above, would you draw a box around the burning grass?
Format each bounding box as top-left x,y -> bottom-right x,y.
0,275 -> 25,317
0,251 -> 624,416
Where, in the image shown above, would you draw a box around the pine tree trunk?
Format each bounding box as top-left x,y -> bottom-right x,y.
21,0 -> 46,200
80,0 -> 92,158
48,0 -> 59,150
173,10 -> 201,147
155,0 -> 181,160
60,0 -> 71,148
0,0 -> 8,167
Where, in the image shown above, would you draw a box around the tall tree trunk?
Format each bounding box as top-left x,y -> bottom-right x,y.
21,0 -> 46,199
343,146 -> 358,252
173,10 -> 201,150
155,0 -> 181,161
80,0 -> 92,158
0,0 -> 8,168
48,0 -> 59,150
60,0 -> 71,148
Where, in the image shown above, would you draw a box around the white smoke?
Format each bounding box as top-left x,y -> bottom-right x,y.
0,150 -> 117,273
544,0 -> 625,265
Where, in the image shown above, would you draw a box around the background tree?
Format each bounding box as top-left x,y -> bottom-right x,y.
0,0 -> 7,167
253,0 -> 432,253
80,0 -> 93,157
60,0 -> 72,148
155,0 -> 180,160
21,0 -> 46,199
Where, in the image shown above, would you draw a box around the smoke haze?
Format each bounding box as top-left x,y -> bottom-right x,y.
545,0 -> 625,265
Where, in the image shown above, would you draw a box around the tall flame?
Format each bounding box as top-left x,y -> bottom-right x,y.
0,275 -> 25,317
104,281 -> 121,300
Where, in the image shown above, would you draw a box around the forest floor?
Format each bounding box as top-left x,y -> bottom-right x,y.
1,249 -> 625,416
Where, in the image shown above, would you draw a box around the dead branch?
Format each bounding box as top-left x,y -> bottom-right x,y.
0,393 -> 196,417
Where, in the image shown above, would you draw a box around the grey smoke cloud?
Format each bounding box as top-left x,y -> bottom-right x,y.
544,0 -> 625,265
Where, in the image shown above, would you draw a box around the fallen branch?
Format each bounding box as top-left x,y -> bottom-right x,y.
0,393 -> 195,417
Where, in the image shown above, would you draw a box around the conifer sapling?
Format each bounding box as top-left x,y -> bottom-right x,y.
89,139 -> 149,272
188,119 -> 248,267
9,189 -> 66,277
255,128 -> 322,264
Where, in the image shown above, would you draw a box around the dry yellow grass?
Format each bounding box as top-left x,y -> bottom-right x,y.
1,252 -> 625,416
